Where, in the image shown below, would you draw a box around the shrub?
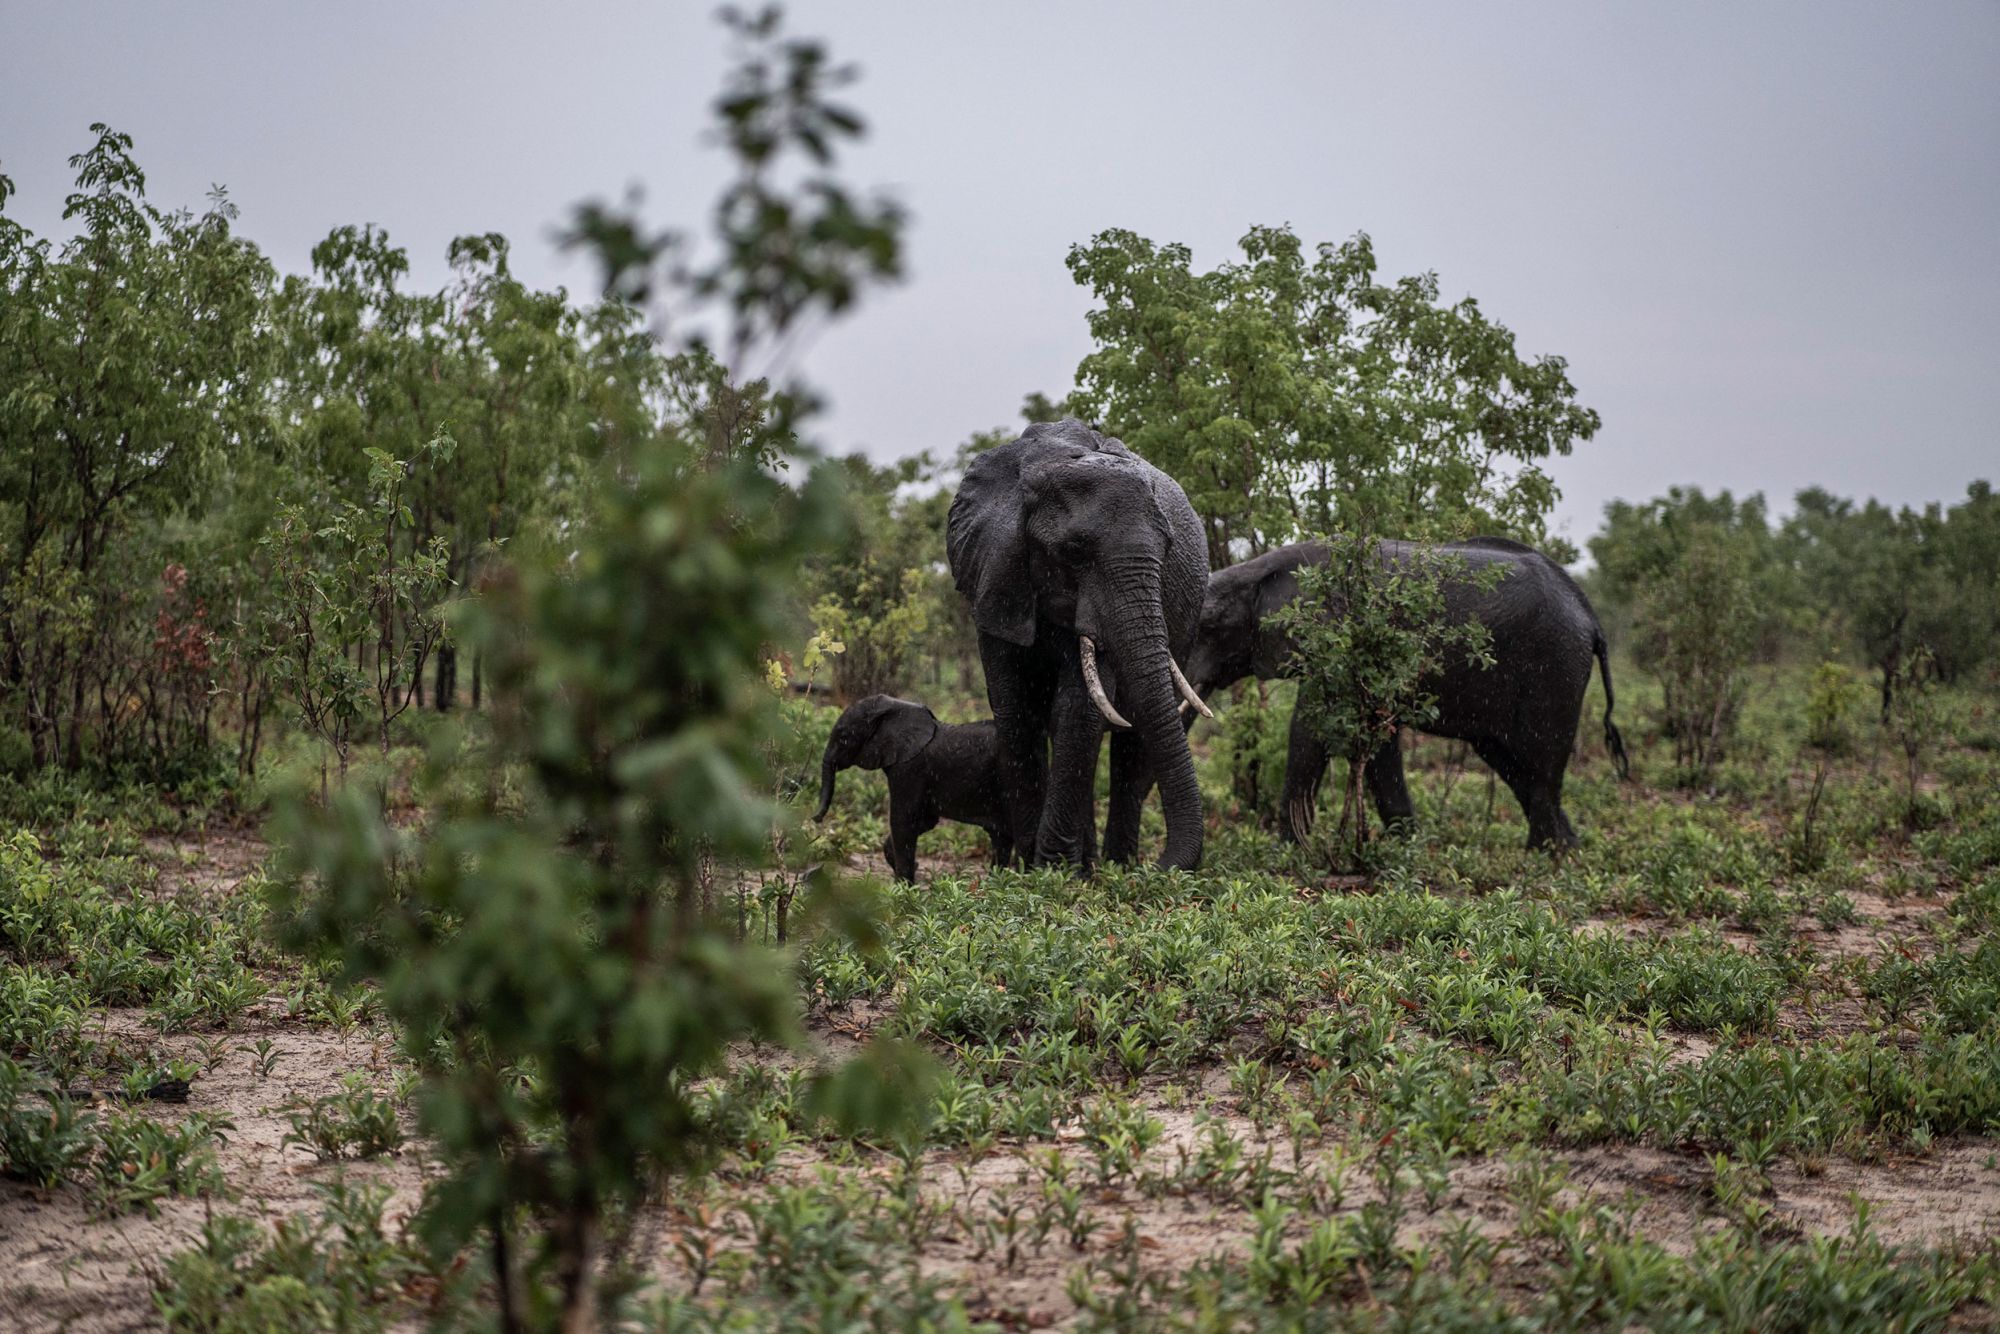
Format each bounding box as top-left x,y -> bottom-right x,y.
1270,534 -> 1496,865
1633,524 -> 1759,780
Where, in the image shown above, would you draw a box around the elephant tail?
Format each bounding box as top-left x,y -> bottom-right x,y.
1593,627 -> 1631,780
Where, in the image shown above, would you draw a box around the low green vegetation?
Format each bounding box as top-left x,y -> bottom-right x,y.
4,658 -> 1997,1328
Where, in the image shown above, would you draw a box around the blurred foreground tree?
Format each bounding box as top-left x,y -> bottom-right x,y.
277,9 -> 928,1329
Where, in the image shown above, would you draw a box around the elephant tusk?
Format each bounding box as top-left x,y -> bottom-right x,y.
1170,657 -> 1214,719
1078,637 -> 1132,730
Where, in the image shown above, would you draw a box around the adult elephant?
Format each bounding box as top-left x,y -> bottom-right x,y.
947,420 -> 1212,871
1183,537 -> 1627,850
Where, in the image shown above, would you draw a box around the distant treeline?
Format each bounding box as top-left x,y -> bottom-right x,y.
1586,484 -> 1999,714
1,129 -> 1991,786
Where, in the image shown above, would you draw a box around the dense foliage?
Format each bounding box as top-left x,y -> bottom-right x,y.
1272,536 -> 1497,862
1066,226 -> 1601,565
1589,484 -> 2000,778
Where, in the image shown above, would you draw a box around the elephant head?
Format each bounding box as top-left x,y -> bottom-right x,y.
947,420 -> 1210,870
812,695 -> 939,821
1183,546 -> 1314,698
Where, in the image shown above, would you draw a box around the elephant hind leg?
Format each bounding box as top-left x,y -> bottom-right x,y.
1476,740 -> 1575,851
887,803 -> 937,884
987,825 -> 1015,869
1363,733 -> 1417,833
1525,779 -> 1578,852
1472,741 -> 1534,839
1514,742 -> 1579,851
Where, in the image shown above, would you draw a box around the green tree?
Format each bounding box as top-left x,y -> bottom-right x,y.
1782,490 -> 1927,718
1780,486 -> 1999,718
0,126 -> 275,770
1889,644 -> 1945,829
806,454 -> 942,701
259,442 -> 451,797
1790,661 -> 1859,870
1066,225 -> 1599,566
1932,480 -> 2000,680
1595,513 -> 1760,781
274,224 -> 620,715
1588,488 -> 1795,660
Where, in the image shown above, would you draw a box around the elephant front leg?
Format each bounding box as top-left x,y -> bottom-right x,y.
978,632 -> 1053,858
886,804 -> 922,884
1102,730 -> 1149,865
1279,705 -> 1331,843
1037,682 -> 1105,872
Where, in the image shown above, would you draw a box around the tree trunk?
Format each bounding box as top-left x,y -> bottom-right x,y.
435,643 -> 457,711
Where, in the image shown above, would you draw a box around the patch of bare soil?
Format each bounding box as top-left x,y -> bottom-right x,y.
0,1023 -> 430,1334
13,1013 -> 1995,1331
846,841 -> 1004,888
1560,1140 -> 1995,1248
1582,886 -> 1951,966
1811,889 -> 1949,962
139,828 -> 270,900
628,1062 -> 2000,1329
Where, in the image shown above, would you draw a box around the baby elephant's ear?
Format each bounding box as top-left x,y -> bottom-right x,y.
856,699 -> 940,770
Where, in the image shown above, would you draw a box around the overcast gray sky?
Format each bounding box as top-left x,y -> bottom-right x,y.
5,2 -> 1996,550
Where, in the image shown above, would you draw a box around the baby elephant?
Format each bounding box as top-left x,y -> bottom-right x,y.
812,695 -> 1014,882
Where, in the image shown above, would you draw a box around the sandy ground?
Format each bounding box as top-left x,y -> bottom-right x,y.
0,1023 -> 429,1332
11,1031 -> 1995,1332
4,833 -> 1997,1329
614,1065 -> 2000,1330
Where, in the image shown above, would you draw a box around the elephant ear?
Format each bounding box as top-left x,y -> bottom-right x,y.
947,438 -> 1037,646
1255,566 -> 1303,623
855,699 -> 940,770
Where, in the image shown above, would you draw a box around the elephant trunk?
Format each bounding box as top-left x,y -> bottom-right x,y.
812,748 -> 840,821
1107,591 -> 1204,872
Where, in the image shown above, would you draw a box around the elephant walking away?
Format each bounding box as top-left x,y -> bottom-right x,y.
947,420 -> 1212,872
1183,537 -> 1628,850
812,695 -> 1014,882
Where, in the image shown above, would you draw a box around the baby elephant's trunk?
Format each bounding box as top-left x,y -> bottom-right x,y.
812,747 -> 840,821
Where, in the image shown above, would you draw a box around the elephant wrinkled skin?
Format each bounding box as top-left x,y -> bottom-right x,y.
947,420 -> 1210,872
1184,537 -> 1627,850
